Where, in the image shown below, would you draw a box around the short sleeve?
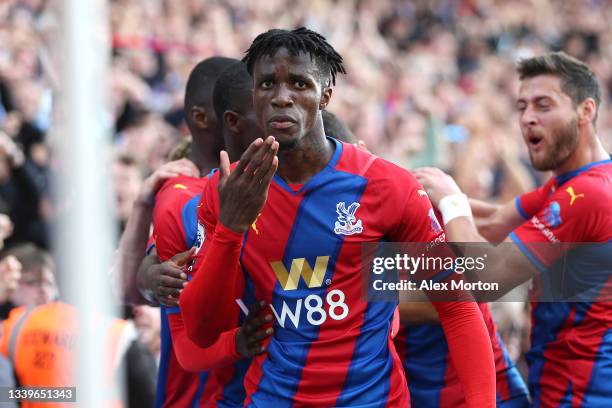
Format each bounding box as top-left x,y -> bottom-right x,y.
515,177 -> 556,220
510,176 -> 611,270
152,179 -> 198,262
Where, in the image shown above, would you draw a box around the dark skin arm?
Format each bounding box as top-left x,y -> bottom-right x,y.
137,249 -> 192,307
235,300 -> 275,358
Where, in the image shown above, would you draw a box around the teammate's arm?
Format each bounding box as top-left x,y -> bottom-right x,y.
111,159 -> 198,305
470,198 -> 527,244
137,250 -> 191,307
135,253 -> 162,305
182,138 -> 279,347
468,198 -> 499,218
445,218 -> 537,299
113,198 -> 155,305
430,300 -> 495,407
414,167 -> 544,300
399,194 -> 535,320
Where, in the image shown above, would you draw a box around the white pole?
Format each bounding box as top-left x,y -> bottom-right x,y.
55,0 -> 117,406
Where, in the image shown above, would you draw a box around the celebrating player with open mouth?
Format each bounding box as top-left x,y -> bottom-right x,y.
415,52 -> 612,407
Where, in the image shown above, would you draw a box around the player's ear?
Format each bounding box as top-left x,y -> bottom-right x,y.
577,98 -> 597,126
319,87 -> 332,110
224,111 -> 240,133
191,106 -> 209,129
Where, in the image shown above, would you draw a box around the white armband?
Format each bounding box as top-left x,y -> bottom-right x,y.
438,193 -> 472,226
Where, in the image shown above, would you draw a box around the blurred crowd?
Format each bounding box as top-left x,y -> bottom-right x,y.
0,0 -> 609,393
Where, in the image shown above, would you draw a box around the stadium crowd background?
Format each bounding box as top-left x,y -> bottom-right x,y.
0,0 -> 610,396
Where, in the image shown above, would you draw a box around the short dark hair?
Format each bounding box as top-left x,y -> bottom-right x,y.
213,62 -> 253,127
242,27 -> 346,87
184,57 -> 238,126
322,110 -> 356,143
517,52 -> 601,123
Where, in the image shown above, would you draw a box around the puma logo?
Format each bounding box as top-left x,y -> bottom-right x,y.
565,186 -> 584,206
251,213 -> 261,235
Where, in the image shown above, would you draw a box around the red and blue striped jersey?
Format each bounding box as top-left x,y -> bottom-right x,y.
510,159 -> 612,407
193,139 -> 495,407
395,303 -> 529,407
152,175 -> 248,408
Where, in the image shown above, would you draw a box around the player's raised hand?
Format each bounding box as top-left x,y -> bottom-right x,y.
149,247 -> 194,307
413,167 -> 463,207
219,136 -> 279,233
235,300 -> 274,358
140,158 -> 199,205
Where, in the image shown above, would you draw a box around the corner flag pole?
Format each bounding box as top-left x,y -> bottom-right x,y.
56,0 -> 119,406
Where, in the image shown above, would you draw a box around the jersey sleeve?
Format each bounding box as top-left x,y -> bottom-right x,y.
386,171 -> 446,244
180,170 -> 246,348
152,179 -> 193,262
510,176 -> 610,271
166,307 -> 241,372
515,177 -> 555,221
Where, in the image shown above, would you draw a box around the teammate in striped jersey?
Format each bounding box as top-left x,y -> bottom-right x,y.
416,51 -> 612,407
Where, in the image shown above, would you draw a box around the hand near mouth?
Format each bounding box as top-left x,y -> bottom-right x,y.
218,136 -> 280,233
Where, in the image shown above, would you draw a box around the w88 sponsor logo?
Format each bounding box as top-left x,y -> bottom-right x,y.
236,256 -> 350,328
237,289 -> 349,328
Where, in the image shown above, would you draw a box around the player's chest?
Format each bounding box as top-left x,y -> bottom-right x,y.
238,182 -> 383,290
244,181 -> 384,250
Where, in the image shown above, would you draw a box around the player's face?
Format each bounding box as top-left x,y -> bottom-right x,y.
253,48 -> 328,149
517,75 -> 579,171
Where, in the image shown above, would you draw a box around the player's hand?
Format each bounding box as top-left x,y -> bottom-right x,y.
139,158 -> 199,205
150,248 -> 194,307
235,300 -> 274,358
413,167 -> 463,207
218,136 -> 279,233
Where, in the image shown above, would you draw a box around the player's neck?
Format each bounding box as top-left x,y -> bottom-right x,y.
276,132 -> 334,184
189,145 -> 218,177
554,132 -> 609,176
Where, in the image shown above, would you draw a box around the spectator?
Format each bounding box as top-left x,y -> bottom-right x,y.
112,155 -> 144,234
0,254 -> 21,320
5,243 -> 57,310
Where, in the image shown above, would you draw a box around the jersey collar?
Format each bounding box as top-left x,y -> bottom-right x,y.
273,136 -> 342,195
555,158 -> 612,186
